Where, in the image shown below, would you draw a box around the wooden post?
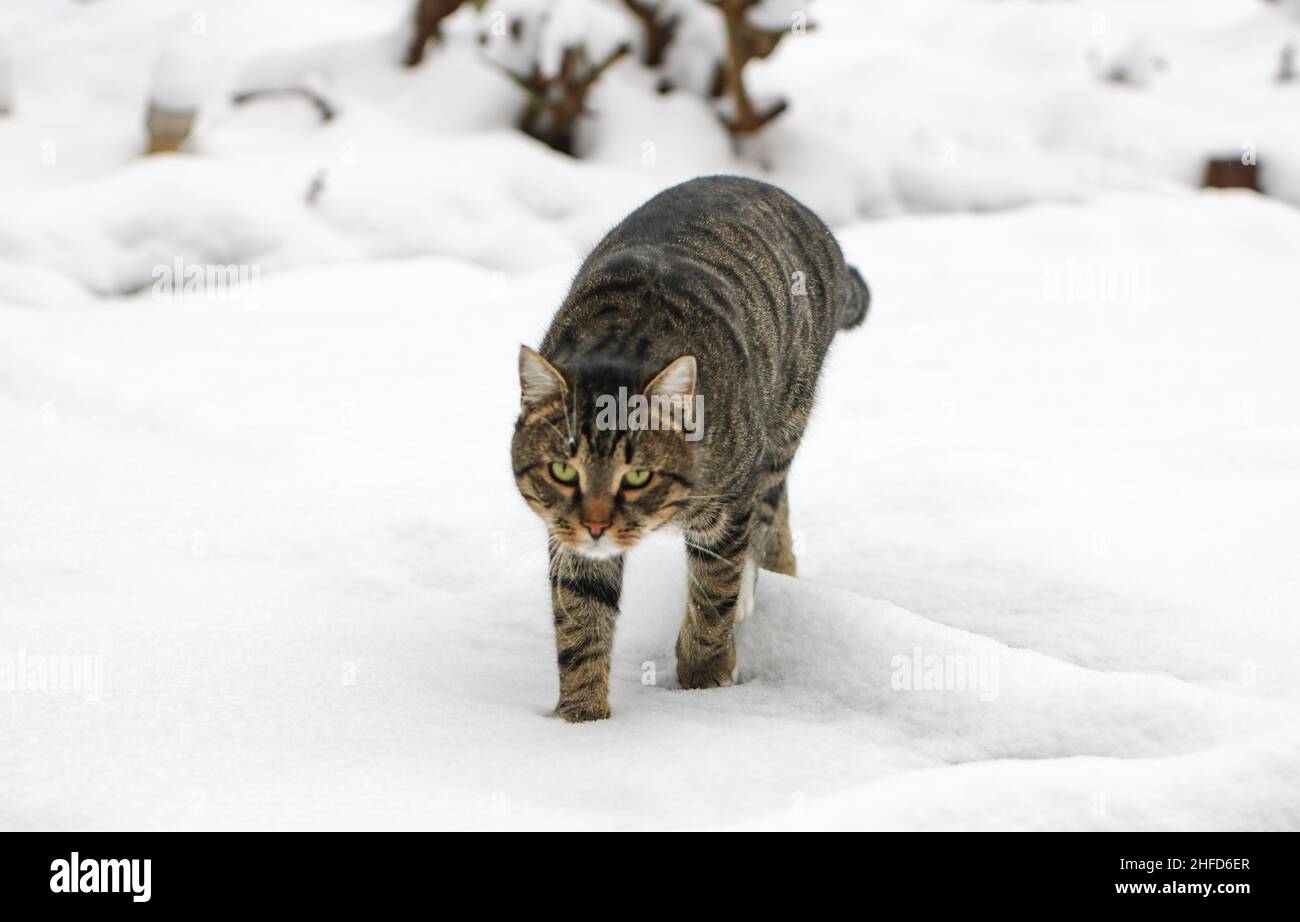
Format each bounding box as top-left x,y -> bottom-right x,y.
145,102 -> 195,154
1203,158 -> 1259,192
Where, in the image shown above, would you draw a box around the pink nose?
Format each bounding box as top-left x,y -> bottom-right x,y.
584,521 -> 611,539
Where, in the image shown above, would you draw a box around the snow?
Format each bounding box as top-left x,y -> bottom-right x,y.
2,0 -> 1299,830
658,0 -> 726,97
149,30 -> 216,114
536,0 -> 637,78
747,0 -> 806,35
4,191 -> 1299,830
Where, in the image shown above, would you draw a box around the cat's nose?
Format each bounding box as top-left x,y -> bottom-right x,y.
583,520 -> 611,539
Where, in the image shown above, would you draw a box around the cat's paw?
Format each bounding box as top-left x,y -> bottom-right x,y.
555,699 -> 611,723
677,658 -> 736,690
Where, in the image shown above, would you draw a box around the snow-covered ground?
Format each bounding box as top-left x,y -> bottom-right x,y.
2,0 -> 1299,830
4,189 -> 1299,830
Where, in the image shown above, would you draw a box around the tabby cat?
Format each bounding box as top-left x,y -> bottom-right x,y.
512,176 -> 869,722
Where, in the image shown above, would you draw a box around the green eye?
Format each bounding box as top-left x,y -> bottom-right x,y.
549,461 -> 578,484
622,469 -> 652,489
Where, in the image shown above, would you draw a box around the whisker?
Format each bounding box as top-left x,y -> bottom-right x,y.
547,538 -> 575,623
567,373 -> 578,445
541,417 -> 569,446
684,567 -> 723,621
683,539 -> 742,573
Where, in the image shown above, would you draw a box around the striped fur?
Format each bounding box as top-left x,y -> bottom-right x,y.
512,176 -> 869,721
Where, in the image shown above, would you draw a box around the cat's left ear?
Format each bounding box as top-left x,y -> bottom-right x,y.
645,355 -> 696,400
519,345 -> 567,407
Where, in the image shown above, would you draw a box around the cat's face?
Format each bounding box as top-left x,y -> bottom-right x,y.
512,346 -> 700,559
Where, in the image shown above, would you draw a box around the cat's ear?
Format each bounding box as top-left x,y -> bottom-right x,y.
519,345 -> 567,407
645,355 -> 696,400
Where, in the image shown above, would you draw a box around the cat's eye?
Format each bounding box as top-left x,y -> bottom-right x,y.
550,462 -> 579,484
622,469 -> 652,489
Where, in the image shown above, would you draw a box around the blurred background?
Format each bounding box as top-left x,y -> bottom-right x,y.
1,0 -> 1299,302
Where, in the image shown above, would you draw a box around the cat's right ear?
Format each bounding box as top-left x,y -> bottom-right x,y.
519,345 -> 567,407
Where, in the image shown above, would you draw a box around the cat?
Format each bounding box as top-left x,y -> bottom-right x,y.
512,175 -> 869,722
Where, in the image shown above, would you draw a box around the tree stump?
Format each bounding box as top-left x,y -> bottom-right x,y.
145,102 -> 195,154
1202,158 -> 1259,192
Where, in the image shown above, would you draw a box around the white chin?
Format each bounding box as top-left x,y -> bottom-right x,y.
574,541 -> 624,560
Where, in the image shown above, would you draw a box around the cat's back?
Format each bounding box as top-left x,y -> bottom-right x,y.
586,175 -> 816,256
541,176 -> 867,417
549,175 -> 847,346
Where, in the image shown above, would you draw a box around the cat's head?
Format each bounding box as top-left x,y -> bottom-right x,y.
511,345 -> 701,559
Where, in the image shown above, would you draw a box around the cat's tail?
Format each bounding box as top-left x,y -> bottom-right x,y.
837,266 -> 871,331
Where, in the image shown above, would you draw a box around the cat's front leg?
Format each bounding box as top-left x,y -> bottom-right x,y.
677,507 -> 753,689
549,545 -> 624,722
